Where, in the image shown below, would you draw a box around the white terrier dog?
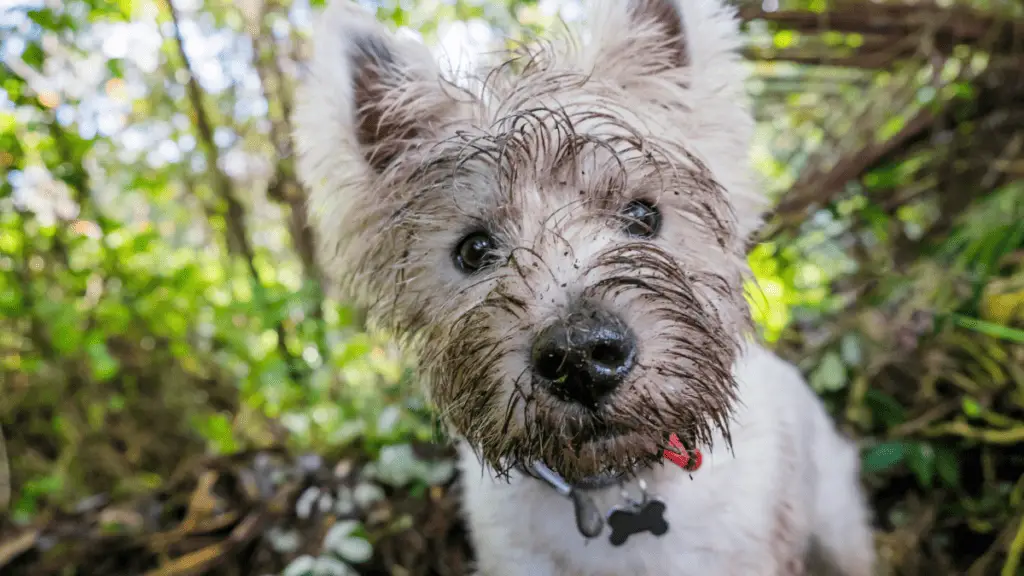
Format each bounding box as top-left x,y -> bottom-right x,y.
293,0 -> 876,574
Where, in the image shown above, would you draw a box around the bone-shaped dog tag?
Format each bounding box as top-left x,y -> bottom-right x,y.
606,496 -> 669,546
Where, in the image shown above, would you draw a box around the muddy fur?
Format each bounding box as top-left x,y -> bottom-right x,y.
294,1 -> 875,574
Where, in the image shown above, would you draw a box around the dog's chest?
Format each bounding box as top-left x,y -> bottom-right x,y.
458,429 -> 800,576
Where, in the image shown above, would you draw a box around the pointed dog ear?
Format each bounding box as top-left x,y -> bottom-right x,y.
579,0 -> 761,240
579,0 -> 747,97
626,0 -> 688,68
293,1 -> 457,176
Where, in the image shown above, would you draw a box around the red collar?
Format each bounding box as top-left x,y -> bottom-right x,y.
663,433 -> 702,472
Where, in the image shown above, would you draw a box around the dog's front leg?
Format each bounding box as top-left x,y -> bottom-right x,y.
804,386 -> 876,576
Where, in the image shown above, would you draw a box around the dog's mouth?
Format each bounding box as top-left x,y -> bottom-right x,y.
528,455 -> 635,491
571,417 -> 632,443
517,405 -> 667,483
539,427 -> 666,486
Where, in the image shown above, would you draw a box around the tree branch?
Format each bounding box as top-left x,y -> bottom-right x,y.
740,2 -> 1024,59
166,0 -> 254,266
248,0 -> 321,288
165,0 -> 301,380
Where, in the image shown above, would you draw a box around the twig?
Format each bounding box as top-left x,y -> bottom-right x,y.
922,420 -> 1024,444
1004,514 -> 1024,576
0,425 -> 8,512
887,399 -> 959,439
165,0 -> 254,265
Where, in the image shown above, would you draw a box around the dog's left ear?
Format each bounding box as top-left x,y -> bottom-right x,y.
583,0 -> 763,241
293,1 -> 459,184
624,0 -> 689,70
583,0 -> 747,97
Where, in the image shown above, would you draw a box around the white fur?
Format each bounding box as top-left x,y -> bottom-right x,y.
459,342 -> 875,575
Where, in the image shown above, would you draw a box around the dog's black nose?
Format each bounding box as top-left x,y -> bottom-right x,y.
531,308 -> 637,407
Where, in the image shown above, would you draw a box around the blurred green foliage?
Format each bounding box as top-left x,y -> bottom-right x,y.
0,0 -> 454,525
2,0 -> 1024,574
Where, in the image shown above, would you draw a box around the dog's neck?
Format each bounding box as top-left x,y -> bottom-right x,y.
528,432 -> 702,489
514,434 -> 704,542
520,464 -> 629,491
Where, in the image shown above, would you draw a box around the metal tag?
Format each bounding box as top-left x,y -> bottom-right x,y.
606,482 -> 669,546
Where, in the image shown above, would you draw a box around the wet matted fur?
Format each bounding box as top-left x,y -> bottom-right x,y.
294,0 -> 876,574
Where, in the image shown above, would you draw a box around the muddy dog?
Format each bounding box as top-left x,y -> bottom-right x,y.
293,0 -> 876,574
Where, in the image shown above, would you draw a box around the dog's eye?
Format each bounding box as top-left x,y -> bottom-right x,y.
620,200 -> 661,238
454,231 -> 497,273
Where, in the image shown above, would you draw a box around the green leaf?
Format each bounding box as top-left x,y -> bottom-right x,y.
948,314 -> 1024,344
335,334 -> 372,367
117,0 -> 133,19
862,441 -> 907,474
333,537 -> 372,564
283,555 -> 317,576
84,333 -> 120,382
11,492 -> 39,522
810,351 -> 847,392
26,8 -> 63,30
877,116 -> 906,141
195,413 -> 238,455
962,397 -> 983,418
0,287 -> 23,314
106,58 -> 125,79
21,43 -> 45,70
25,473 -> 64,496
840,333 -> 862,366
865,389 -> 907,427
95,300 -> 132,335
773,30 -> 796,49
43,302 -> 84,354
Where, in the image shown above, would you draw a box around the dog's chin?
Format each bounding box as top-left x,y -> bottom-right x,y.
539,430 -> 665,486
508,400 -> 669,484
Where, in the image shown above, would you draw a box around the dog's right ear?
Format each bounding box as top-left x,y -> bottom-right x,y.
294,1 -> 455,179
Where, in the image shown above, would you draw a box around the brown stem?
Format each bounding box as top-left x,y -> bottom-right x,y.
166,0 -> 254,266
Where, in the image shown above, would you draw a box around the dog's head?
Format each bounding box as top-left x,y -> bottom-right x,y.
295,0 -> 762,482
